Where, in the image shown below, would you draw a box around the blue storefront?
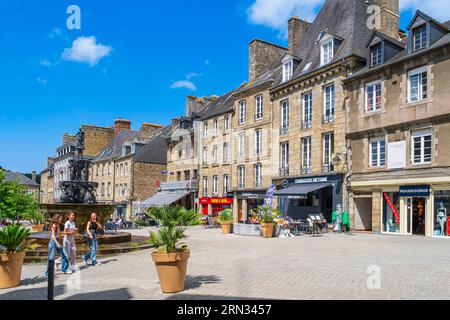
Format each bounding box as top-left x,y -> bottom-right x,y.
274,174 -> 343,222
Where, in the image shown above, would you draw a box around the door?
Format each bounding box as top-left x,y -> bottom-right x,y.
406,197 -> 426,236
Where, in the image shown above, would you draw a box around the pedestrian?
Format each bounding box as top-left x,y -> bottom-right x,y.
63,212 -> 78,272
82,213 -> 102,266
45,214 -> 71,276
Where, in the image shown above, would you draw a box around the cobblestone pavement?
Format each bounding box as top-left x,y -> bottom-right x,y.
2,227 -> 450,300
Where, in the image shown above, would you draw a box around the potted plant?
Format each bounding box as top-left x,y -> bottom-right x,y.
218,209 -> 233,234
254,206 -> 281,238
146,206 -> 201,293
26,211 -> 46,233
0,224 -> 36,289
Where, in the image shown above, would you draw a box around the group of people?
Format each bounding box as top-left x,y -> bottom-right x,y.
45,212 -> 102,276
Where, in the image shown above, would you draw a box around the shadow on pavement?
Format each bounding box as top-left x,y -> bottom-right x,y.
165,293 -> 263,300
0,285 -> 65,300
184,275 -> 221,290
20,275 -> 48,286
63,287 -> 132,300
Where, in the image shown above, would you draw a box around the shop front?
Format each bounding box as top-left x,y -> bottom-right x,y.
273,174 -> 343,222
233,191 -> 266,223
352,179 -> 450,238
199,197 -> 233,216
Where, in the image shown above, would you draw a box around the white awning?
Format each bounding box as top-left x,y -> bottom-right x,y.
138,192 -> 189,208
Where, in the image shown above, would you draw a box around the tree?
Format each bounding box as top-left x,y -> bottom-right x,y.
0,169 -> 39,224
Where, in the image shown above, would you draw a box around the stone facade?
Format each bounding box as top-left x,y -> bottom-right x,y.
249,40 -> 287,82
81,125 -> 115,158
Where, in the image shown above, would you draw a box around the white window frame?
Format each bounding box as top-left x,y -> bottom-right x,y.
203,177 -> 208,195
323,133 -> 333,167
321,39 -> 334,66
254,163 -> 262,189
411,129 -> 432,165
280,142 -> 289,170
223,142 -> 230,163
212,145 -> 218,164
369,138 -> 386,168
370,43 -> 382,67
203,121 -> 209,138
324,84 -> 335,122
255,95 -> 264,120
302,137 -> 312,170
281,99 -> 289,132
238,133 -> 245,158
224,114 -> 231,132
239,100 -> 247,124
255,129 -> 262,156
202,146 -> 209,165
238,166 -> 245,190
213,118 -> 219,136
223,174 -> 230,193
408,66 -> 428,103
282,59 -> 293,82
302,92 -> 313,127
365,80 -> 382,113
413,24 -> 427,52
212,176 -> 219,195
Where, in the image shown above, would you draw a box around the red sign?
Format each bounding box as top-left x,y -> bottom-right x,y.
447,217 -> 450,237
199,198 -> 233,205
384,193 -> 400,225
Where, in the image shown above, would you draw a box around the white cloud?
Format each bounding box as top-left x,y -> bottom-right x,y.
40,59 -> 52,67
62,36 -> 112,67
36,77 -> 48,85
170,80 -> 197,91
47,28 -> 62,39
400,0 -> 449,22
186,72 -> 201,80
247,0 -> 323,36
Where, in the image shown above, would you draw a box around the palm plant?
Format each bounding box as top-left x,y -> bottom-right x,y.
146,206 -> 201,254
253,205 -> 282,224
0,224 -> 36,254
219,209 -> 233,223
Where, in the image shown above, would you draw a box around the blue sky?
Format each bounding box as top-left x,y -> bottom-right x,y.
0,0 -> 440,173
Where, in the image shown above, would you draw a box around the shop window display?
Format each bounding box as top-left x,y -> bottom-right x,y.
434,191 -> 450,237
383,192 -> 400,233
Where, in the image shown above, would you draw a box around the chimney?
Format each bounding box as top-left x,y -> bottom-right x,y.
140,122 -> 163,138
186,96 -> 211,116
62,133 -> 75,145
172,118 -> 181,128
376,0 -> 400,40
47,157 -> 54,167
288,17 -> 311,55
31,171 -> 36,183
114,118 -> 131,135
249,39 -> 288,83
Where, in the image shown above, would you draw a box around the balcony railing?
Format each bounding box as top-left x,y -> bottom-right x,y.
279,167 -> 290,177
323,113 -> 335,124
301,166 -> 312,175
322,164 -> 333,173
280,126 -> 289,135
161,179 -> 199,192
302,120 -> 312,129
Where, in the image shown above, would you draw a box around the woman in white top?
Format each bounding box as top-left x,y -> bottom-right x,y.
63,212 -> 78,272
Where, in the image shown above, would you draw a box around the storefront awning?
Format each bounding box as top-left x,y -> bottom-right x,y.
139,192 -> 189,208
274,183 -> 333,196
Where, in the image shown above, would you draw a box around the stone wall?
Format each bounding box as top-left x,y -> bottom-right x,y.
249,40 -> 287,83
81,125 -> 115,158
132,162 -> 166,202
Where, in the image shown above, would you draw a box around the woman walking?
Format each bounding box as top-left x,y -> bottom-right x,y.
63,212 -> 78,272
82,213 -> 102,266
46,214 -> 71,276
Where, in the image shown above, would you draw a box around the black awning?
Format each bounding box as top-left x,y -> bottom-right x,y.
274,183 -> 333,196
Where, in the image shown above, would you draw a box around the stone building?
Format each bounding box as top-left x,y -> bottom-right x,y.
345,10 -> 450,237
90,119 -> 167,219
5,171 -> 39,201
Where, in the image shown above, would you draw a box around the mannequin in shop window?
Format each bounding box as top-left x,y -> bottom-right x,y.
437,202 -> 447,236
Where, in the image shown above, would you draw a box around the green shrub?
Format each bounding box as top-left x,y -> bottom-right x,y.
0,224 -> 37,254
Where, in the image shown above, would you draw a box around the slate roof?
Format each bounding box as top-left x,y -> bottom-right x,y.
93,130 -> 149,162
197,87 -> 241,120
5,172 -> 38,187
272,0 -> 378,87
132,125 -> 172,164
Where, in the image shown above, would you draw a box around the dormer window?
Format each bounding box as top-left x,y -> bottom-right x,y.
321,39 -> 333,66
282,59 -> 293,82
412,24 -> 427,51
370,43 -> 382,67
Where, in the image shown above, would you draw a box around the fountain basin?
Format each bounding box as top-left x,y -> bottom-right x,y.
29,231 -> 132,246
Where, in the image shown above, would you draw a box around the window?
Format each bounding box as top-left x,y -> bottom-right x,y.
212,145 -> 218,164
107,182 -> 111,196
224,114 -> 231,131
115,184 -> 119,196
280,142 -> 289,175
255,129 -> 262,156
324,84 -> 335,122
116,165 -> 119,176
239,100 -> 247,124
370,138 -> 386,168
238,166 -> 245,189
238,133 -> 245,158
124,163 -> 128,176
102,164 -> 105,176
412,129 -> 432,164
213,119 -> 219,136
120,164 -> 124,176
434,191 -> 450,237
366,81 -> 382,112
302,137 -> 312,174
370,43 -> 382,67
383,192 -> 400,233
281,100 -> 289,134
408,67 -> 428,103
413,25 -> 427,51
202,177 -> 208,195
282,59 -> 293,82
96,165 -> 99,176
101,183 -> 105,197
255,95 -> 264,120
213,176 -> 218,195
202,147 -> 209,165
321,39 -> 333,65
255,163 -> 262,189
203,121 -> 209,138
108,163 -> 111,176
223,174 -> 230,193
303,92 -> 312,129
223,142 -> 230,163
124,184 -> 128,196
323,133 -> 334,172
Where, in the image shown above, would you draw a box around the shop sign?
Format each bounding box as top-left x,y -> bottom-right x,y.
199,198 -> 233,205
399,185 -> 430,197
287,195 -> 308,200
293,177 -> 328,184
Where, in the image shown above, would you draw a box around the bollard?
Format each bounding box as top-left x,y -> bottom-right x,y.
47,259 -> 55,301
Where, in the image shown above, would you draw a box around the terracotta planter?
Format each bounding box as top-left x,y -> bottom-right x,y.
31,224 -> 45,233
261,223 -> 275,238
220,221 -> 233,234
0,252 -> 25,289
151,250 -> 190,293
